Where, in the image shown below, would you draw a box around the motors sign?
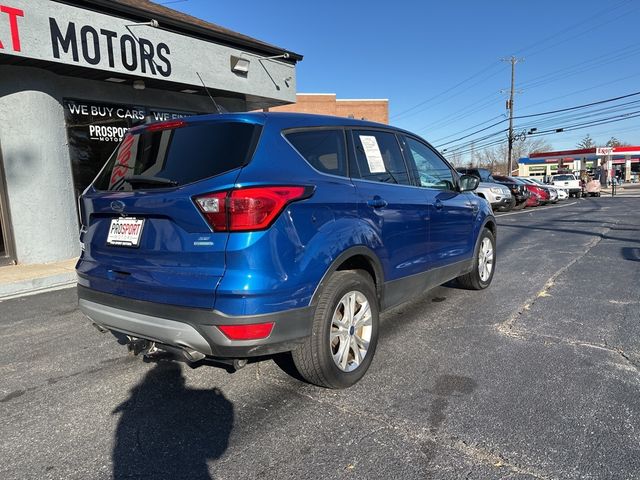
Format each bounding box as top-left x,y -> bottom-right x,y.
0,0 -> 296,102
49,18 -> 171,77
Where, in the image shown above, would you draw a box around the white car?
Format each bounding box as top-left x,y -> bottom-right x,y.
555,188 -> 569,200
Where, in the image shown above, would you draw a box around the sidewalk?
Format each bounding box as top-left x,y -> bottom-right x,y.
599,182 -> 640,197
0,258 -> 78,301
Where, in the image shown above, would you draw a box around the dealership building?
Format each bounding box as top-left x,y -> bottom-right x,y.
0,0 -> 301,266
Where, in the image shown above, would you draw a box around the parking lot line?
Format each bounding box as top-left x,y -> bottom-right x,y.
496,201 -> 578,217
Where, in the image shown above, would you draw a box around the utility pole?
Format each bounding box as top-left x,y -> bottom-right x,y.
502,56 -> 523,175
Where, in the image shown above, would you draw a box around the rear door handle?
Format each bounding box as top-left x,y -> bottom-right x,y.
367,197 -> 387,209
434,199 -> 444,211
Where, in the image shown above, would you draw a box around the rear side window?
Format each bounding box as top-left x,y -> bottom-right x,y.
351,130 -> 411,185
94,122 -> 261,191
285,129 -> 347,177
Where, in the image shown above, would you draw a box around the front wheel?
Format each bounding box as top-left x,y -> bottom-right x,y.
513,200 -> 526,210
292,270 -> 379,389
457,228 -> 496,290
498,197 -> 516,212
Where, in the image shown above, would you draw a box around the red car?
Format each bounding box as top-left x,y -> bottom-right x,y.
525,190 -> 541,207
523,184 -> 550,206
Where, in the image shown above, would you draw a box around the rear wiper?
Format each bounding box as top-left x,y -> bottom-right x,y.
123,176 -> 178,187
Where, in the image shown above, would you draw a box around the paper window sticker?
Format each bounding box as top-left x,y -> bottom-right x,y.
359,135 -> 386,173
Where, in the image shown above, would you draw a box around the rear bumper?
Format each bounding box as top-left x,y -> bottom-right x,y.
78,285 -> 313,358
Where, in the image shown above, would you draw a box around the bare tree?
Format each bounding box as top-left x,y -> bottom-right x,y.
577,134 -> 596,149
445,150 -> 463,166
605,136 -> 628,147
475,137 -> 551,174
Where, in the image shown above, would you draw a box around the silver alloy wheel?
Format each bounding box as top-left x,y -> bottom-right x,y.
330,290 -> 373,372
478,237 -> 494,282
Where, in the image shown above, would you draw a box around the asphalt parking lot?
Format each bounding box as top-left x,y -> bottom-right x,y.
1,197 -> 639,480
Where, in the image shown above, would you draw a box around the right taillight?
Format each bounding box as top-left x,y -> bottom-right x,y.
194,186 -> 312,232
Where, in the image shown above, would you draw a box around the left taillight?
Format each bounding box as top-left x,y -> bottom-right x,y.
194,186 -> 312,232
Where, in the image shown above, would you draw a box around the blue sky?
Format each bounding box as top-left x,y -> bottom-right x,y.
161,0 -> 640,156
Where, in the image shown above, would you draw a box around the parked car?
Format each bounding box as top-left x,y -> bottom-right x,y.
456,168 -> 514,211
77,113 -> 497,389
550,174 -> 581,197
515,177 -> 551,205
491,175 -> 531,210
525,190 -> 542,207
526,178 -> 565,201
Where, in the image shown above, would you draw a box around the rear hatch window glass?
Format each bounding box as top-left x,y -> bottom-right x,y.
94,122 -> 261,191
553,174 -> 575,181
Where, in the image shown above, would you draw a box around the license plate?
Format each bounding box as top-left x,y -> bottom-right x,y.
107,217 -> 145,247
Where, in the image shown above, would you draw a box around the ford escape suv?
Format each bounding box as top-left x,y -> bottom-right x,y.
77,112 -> 496,388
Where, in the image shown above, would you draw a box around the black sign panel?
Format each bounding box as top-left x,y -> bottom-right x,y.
64,99 -> 195,199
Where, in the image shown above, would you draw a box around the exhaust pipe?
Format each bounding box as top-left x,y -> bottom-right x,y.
181,349 -> 206,362
127,337 -> 157,356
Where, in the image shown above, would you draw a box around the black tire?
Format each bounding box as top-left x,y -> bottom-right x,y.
498,196 -> 516,212
291,270 -> 379,389
513,200 -> 526,210
457,228 -> 496,290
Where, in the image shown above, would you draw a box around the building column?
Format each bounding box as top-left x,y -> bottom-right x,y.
0,70 -> 80,264
574,158 -> 582,172
625,156 -> 631,182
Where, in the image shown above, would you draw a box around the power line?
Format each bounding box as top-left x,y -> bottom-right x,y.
390,63 -> 502,120
446,107 -> 640,157
513,0 -> 634,57
417,93 -> 502,132
519,43 -> 640,91
517,72 -> 640,113
430,114 -> 505,144
391,0 -> 637,133
442,103 -> 640,155
435,90 -> 640,149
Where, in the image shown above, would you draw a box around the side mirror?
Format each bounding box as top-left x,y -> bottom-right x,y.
459,174 -> 479,192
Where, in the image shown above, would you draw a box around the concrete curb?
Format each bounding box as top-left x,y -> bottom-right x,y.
0,272 -> 77,301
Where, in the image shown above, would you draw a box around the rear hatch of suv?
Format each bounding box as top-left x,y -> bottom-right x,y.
76,117 -> 263,309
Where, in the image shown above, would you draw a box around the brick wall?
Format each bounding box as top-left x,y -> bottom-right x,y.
270,94 -> 388,124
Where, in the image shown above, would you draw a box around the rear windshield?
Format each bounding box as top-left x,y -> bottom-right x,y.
94,122 -> 261,191
494,175 -> 522,184
553,174 -> 575,181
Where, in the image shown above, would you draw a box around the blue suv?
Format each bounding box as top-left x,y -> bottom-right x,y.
77,112 -> 496,388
